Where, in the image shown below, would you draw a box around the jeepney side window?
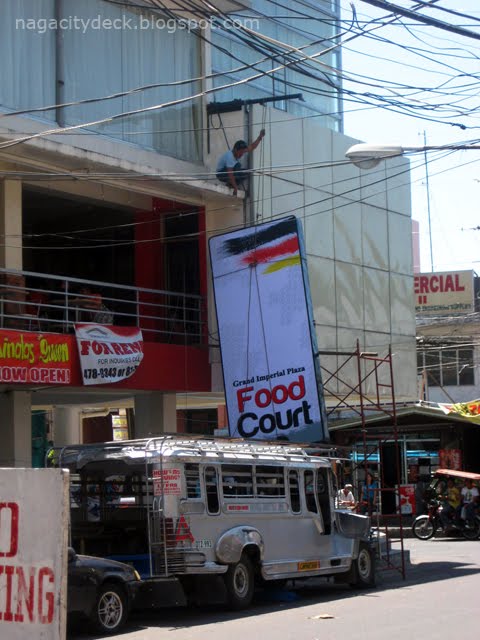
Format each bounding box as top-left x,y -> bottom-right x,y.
304,470 -> 318,513
205,467 -> 220,514
185,464 -> 201,498
255,466 -> 285,497
316,468 -> 331,534
221,465 -> 253,497
288,470 -> 301,514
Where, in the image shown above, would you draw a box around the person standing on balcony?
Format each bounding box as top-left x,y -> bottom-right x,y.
216,129 -> 266,196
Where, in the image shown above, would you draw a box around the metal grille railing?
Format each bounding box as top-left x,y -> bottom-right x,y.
0,267 -> 205,344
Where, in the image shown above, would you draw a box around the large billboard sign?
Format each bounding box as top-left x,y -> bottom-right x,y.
209,216 -> 328,442
414,270 -> 474,315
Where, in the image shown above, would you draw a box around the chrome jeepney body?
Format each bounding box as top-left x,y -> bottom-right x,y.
57,436 -> 372,605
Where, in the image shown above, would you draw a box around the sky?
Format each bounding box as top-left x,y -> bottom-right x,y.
340,0 -> 480,275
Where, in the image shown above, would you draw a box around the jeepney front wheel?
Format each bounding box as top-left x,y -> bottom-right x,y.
349,542 -> 375,588
224,553 -> 254,610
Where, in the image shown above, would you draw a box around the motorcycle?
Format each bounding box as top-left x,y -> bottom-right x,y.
412,498 -> 480,540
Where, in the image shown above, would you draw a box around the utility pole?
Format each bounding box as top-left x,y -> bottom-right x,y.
423,131 -> 434,272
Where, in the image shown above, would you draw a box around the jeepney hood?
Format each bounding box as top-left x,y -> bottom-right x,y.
335,510 -> 370,540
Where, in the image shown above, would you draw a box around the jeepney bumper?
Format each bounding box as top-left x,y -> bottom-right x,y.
136,577 -> 187,609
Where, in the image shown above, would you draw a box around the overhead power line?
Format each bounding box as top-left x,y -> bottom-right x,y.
356,0 -> 480,42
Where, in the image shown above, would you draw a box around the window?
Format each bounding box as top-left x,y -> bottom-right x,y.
205,466 -> 219,514
221,465 -> 253,497
304,470 -> 318,513
255,465 -> 285,497
210,0 -> 342,131
185,464 -> 201,498
0,1 -> 202,162
418,344 -> 474,387
288,470 -> 301,514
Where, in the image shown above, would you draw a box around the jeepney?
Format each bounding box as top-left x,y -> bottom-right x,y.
54,435 -> 373,609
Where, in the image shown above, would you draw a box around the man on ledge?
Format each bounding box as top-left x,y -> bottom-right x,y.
216,129 -> 266,196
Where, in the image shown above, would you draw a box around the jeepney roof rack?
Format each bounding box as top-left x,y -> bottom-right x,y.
51,433 -> 349,469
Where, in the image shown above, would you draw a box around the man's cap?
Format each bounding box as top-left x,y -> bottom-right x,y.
233,140 -> 248,151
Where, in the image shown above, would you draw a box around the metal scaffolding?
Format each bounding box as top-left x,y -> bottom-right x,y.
318,340 -> 407,579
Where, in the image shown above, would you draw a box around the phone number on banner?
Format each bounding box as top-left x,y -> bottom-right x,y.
83,366 -> 138,380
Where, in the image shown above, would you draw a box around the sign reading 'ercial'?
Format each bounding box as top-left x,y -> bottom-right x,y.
0,468 -> 69,640
414,270 -> 474,315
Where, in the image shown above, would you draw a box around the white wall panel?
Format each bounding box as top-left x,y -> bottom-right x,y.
391,273 -> 416,335
333,198 -> 363,264
304,204 -> 334,258
364,268 -> 391,333
389,213 -> 414,275
360,165 -> 388,209
309,256 -> 336,325
385,156 -> 412,215
388,334 -> 418,400
335,262 -> 364,329
362,206 -> 389,270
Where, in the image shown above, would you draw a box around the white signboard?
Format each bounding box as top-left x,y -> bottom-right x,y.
153,468 -> 182,496
209,216 -> 328,442
414,270 -> 474,315
0,468 -> 69,640
75,324 -> 144,385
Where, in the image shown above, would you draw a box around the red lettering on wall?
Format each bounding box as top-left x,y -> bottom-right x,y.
38,567 -> 55,624
14,566 -> 35,622
3,565 -> 15,621
175,516 -> 194,544
0,502 -> 19,558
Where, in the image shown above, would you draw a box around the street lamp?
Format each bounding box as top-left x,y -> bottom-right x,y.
345,142 -> 480,169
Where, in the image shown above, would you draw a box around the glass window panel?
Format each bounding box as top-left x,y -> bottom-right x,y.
61,0 -> 201,162
221,464 -> 253,497
205,467 -> 220,514
426,349 -> 440,387
255,465 -> 285,497
288,470 -> 301,513
458,348 -> 474,385
441,349 -> 458,386
304,469 -> 318,513
0,0 -> 56,120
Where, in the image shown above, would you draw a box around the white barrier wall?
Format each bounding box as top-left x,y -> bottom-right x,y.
0,468 -> 69,640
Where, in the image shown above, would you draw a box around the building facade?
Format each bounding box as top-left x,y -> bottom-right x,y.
0,0 -> 417,466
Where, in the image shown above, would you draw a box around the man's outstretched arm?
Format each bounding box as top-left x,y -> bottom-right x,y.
247,128 -> 266,153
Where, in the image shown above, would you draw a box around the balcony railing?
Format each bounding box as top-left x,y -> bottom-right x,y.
0,268 -> 205,345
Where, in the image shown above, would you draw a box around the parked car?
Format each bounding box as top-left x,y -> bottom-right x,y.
68,547 -> 141,634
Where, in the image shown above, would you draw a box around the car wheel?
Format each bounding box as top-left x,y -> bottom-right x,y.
349,542 -> 375,588
89,582 -> 128,635
223,554 -> 254,610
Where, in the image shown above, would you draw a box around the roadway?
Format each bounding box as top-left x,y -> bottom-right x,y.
68,537 -> 480,639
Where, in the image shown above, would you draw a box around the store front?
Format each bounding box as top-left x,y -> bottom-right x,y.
329,405 -> 480,516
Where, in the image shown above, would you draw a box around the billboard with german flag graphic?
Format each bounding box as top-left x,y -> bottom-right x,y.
209,216 -> 328,442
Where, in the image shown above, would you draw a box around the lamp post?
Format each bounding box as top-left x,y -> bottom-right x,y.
345,142 -> 480,169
